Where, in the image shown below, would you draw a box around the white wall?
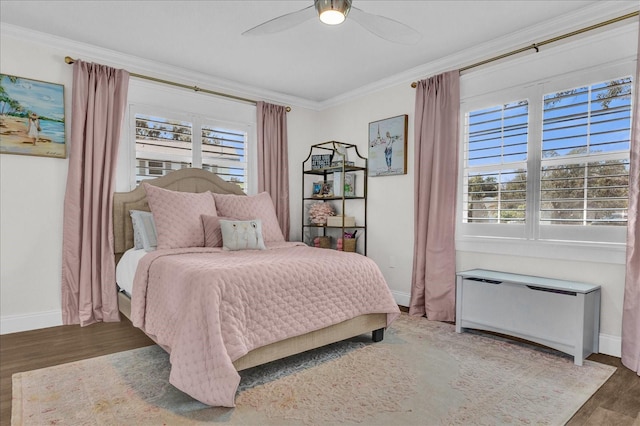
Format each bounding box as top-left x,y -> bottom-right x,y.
286,106 -> 322,242
0,35 -> 72,333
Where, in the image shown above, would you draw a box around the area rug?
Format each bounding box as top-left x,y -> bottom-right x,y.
12,313 -> 615,425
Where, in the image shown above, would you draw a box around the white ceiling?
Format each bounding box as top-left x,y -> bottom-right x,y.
1,1 -> 637,107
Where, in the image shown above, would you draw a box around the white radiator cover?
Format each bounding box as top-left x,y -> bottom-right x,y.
456,269 -> 601,366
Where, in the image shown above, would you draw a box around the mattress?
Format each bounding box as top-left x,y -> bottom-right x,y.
115,248 -> 148,295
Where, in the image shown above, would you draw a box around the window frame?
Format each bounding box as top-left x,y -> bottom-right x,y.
464,101 -> 529,225
457,60 -> 633,264
116,79 -> 257,194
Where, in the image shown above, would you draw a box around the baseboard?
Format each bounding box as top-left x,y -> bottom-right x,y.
391,290 -> 411,308
598,332 -> 622,358
0,309 -> 63,335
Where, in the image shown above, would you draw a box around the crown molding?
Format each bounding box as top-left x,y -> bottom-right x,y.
318,1 -> 639,110
0,23 -> 319,111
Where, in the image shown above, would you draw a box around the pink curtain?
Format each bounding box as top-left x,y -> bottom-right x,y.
257,101 -> 290,240
621,17 -> 640,375
61,60 -> 129,326
409,71 -> 460,321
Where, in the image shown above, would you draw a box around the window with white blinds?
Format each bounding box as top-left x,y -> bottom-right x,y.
135,114 -> 193,179
540,78 -> 631,226
201,125 -> 247,189
463,101 -> 528,224
135,113 -> 248,191
461,75 -> 632,244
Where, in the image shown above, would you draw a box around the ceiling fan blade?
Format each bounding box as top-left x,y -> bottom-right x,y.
242,5 -> 317,36
349,7 -> 421,45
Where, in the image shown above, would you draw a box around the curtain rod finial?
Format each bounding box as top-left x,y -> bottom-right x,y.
65,56 -> 75,64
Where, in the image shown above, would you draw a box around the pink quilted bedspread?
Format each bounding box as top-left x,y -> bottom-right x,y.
131,242 -> 399,407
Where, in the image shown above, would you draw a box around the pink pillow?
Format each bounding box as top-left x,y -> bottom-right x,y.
201,215 -> 236,248
213,192 -> 285,242
143,183 -> 217,249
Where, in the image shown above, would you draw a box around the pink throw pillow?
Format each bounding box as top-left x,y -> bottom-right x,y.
212,192 -> 285,242
143,183 -> 217,249
201,215 -> 236,248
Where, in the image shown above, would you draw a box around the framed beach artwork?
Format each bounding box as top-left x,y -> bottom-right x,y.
368,114 -> 407,177
0,74 -> 66,159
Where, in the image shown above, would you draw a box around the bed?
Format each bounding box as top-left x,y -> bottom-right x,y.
113,168 -> 400,407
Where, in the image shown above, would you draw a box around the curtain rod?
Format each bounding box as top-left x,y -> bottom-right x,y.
411,10 -> 639,88
64,56 -> 291,112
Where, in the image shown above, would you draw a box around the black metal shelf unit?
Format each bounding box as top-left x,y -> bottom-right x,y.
302,141 -> 368,255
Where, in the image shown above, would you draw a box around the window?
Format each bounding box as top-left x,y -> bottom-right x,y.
135,114 -> 192,179
540,79 -> 631,227
461,76 -> 632,244
464,101 -> 528,225
134,112 -> 248,191
201,125 -> 247,188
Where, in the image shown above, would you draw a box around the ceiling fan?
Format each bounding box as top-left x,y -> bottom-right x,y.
242,0 -> 421,45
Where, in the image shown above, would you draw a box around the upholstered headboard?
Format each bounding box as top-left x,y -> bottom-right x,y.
113,168 -> 246,262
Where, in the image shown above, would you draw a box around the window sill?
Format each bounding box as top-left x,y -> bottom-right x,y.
456,236 -> 627,265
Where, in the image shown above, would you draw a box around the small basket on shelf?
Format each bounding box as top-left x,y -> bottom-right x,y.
343,238 -> 356,252
314,236 -> 331,249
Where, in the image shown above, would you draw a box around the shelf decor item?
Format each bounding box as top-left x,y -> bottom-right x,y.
327,215 -> 355,227
320,180 -> 333,197
368,114 -> 408,177
312,181 -> 323,197
343,238 -> 356,252
308,202 -> 335,225
342,230 -> 357,252
332,171 -> 356,197
311,154 -> 332,169
344,173 -> 356,197
331,160 -> 355,167
316,236 -> 331,249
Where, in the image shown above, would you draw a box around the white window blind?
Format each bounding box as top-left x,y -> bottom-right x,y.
201,125 -> 247,190
135,114 -> 192,181
135,113 -> 248,191
463,101 -> 529,224
540,78 -> 631,226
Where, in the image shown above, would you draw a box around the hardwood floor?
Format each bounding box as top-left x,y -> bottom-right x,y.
566,353 -> 640,426
1,318 -> 638,425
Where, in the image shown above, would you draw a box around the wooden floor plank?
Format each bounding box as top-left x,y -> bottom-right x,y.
566,353 -> 640,425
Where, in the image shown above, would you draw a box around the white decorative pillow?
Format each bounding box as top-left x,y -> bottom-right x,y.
219,219 -> 266,251
201,215 -> 237,248
130,210 -> 157,252
130,213 -> 144,250
213,192 -> 285,242
143,183 -> 217,249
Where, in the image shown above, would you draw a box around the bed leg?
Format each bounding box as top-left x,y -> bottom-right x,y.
372,328 -> 384,342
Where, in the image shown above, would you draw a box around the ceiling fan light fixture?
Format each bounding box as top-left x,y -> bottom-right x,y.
319,10 -> 345,25
315,0 -> 352,25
